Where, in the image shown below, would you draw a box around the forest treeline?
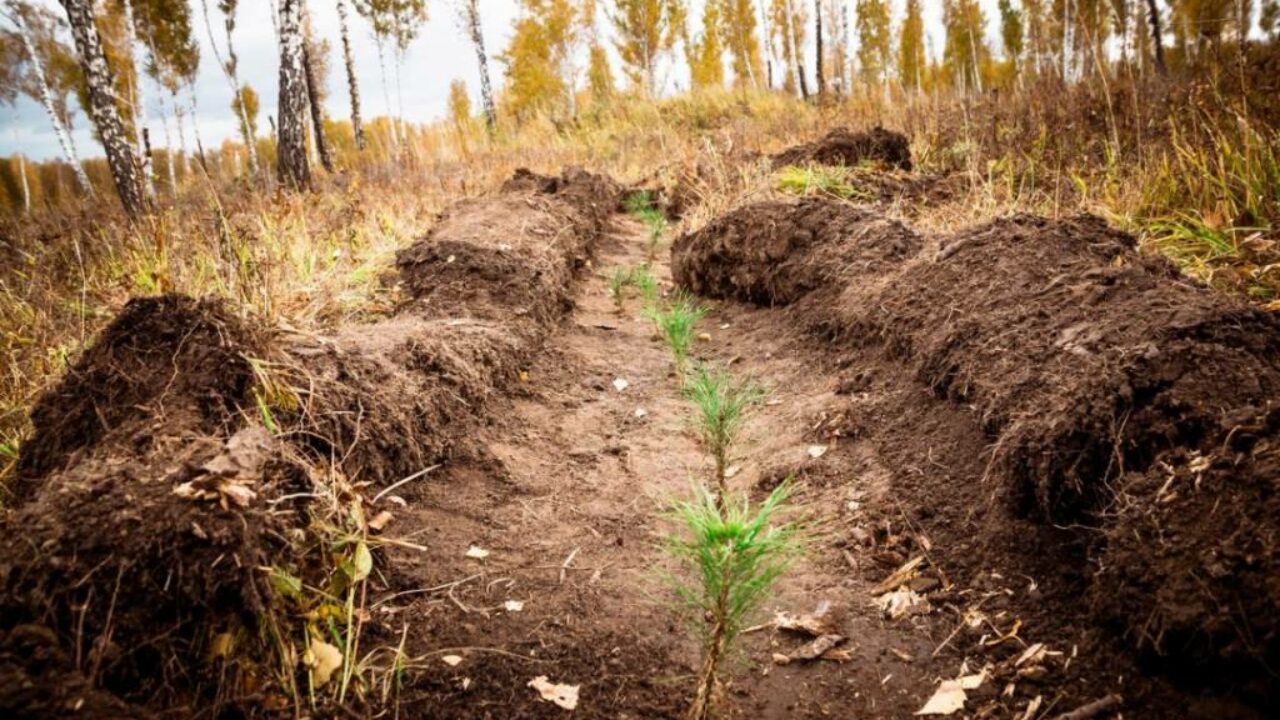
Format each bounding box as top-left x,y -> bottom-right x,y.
0,0 -> 1277,217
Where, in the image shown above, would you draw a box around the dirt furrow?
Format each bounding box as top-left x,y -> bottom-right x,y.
377,217 -> 976,719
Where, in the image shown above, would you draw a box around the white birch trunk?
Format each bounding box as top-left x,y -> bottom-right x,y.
11,2 -> 93,196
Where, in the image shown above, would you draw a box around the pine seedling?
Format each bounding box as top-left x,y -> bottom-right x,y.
630,264 -> 660,309
607,266 -> 631,312
665,482 -> 802,720
624,191 -> 670,262
646,292 -> 707,378
683,364 -> 765,504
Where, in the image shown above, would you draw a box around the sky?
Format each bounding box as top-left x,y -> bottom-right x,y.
0,0 -> 1002,162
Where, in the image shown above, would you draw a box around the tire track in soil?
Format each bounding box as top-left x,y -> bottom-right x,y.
380,217 -> 963,718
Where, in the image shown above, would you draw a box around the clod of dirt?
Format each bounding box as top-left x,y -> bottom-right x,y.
14,295 -> 256,497
771,126 -> 913,171
671,197 -> 921,306
672,204 -> 1280,705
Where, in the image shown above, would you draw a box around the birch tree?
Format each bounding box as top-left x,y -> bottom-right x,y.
461,0 -> 497,133
277,0 -> 309,187
200,0 -> 257,173
2,1 -> 92,195
58,0 -> 145,217
336,0 -> 365,148
302,11 -> 334,173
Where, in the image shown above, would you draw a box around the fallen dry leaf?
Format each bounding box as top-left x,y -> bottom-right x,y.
775,601 -> 836,636
785,633 -> 846,662
915,672 -> 987,716
877,587 -> 926,620
528,676 -> 579,710
916,679 -> 967,715
367,510 -> 394,532
306,638 -> 343,687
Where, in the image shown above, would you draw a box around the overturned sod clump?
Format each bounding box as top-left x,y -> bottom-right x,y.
672,197 -> 921,306
0,168 -> 620,717
771,126 -> 913,171
673,202 -> 1280,703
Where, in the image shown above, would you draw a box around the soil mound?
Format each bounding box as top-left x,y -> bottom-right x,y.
0,168 -> 620,716
14,295 -> 255,496
672,205 -> 1280,703
671,197 -> 921,305
1,297 -> 281,710
296,167 -> 620,486
771,126 -> 913,171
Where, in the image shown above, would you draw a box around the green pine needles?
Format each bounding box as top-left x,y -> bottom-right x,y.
682,364 -> 765,502
646,292 -> 707,378
659,358 -> 802,719
666,482 -> 801,720
624,190 -> 670,261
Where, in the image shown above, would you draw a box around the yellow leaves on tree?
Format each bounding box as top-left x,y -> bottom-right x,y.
688,0 -> 725,91
610,0 -> 684,94
500,0 -> 577,120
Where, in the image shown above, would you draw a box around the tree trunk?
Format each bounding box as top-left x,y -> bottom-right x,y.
814,0 -> 825,97
17,152 -> 31,214
11,2 -> 93,197
303,38 -> 334,173
786,0 -> 810,98
200,0 -> 258,173
375,36 -> 401,152
276,0 -> 310,188
120,0 -> 154,197
58,0 -> 145,217
464,0 -> 498,135
1146,0 -> 1167,75
336,0 -> 365,149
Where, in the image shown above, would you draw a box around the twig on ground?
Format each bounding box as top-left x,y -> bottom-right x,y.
1046,694 -> 1123,720
373,464 -> 441,503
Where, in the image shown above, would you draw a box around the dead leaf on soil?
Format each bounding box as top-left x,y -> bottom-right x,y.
877,587 -> 927,620
774,601 -> 836,636
465,545 -> 491,560
172,427 -> 272,509
915,673 -> 987,716
305,638 -> 343,687
367,510 -> 394,532
783,633 -> 846,662
528,676 -> 580,710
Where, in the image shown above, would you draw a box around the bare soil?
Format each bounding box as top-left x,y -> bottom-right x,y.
3,164 -> 1277,719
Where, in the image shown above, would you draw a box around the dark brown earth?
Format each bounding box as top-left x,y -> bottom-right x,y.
771,127 -> 914,171
4,162 -> 1278,720
674,197 -> 1280,716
